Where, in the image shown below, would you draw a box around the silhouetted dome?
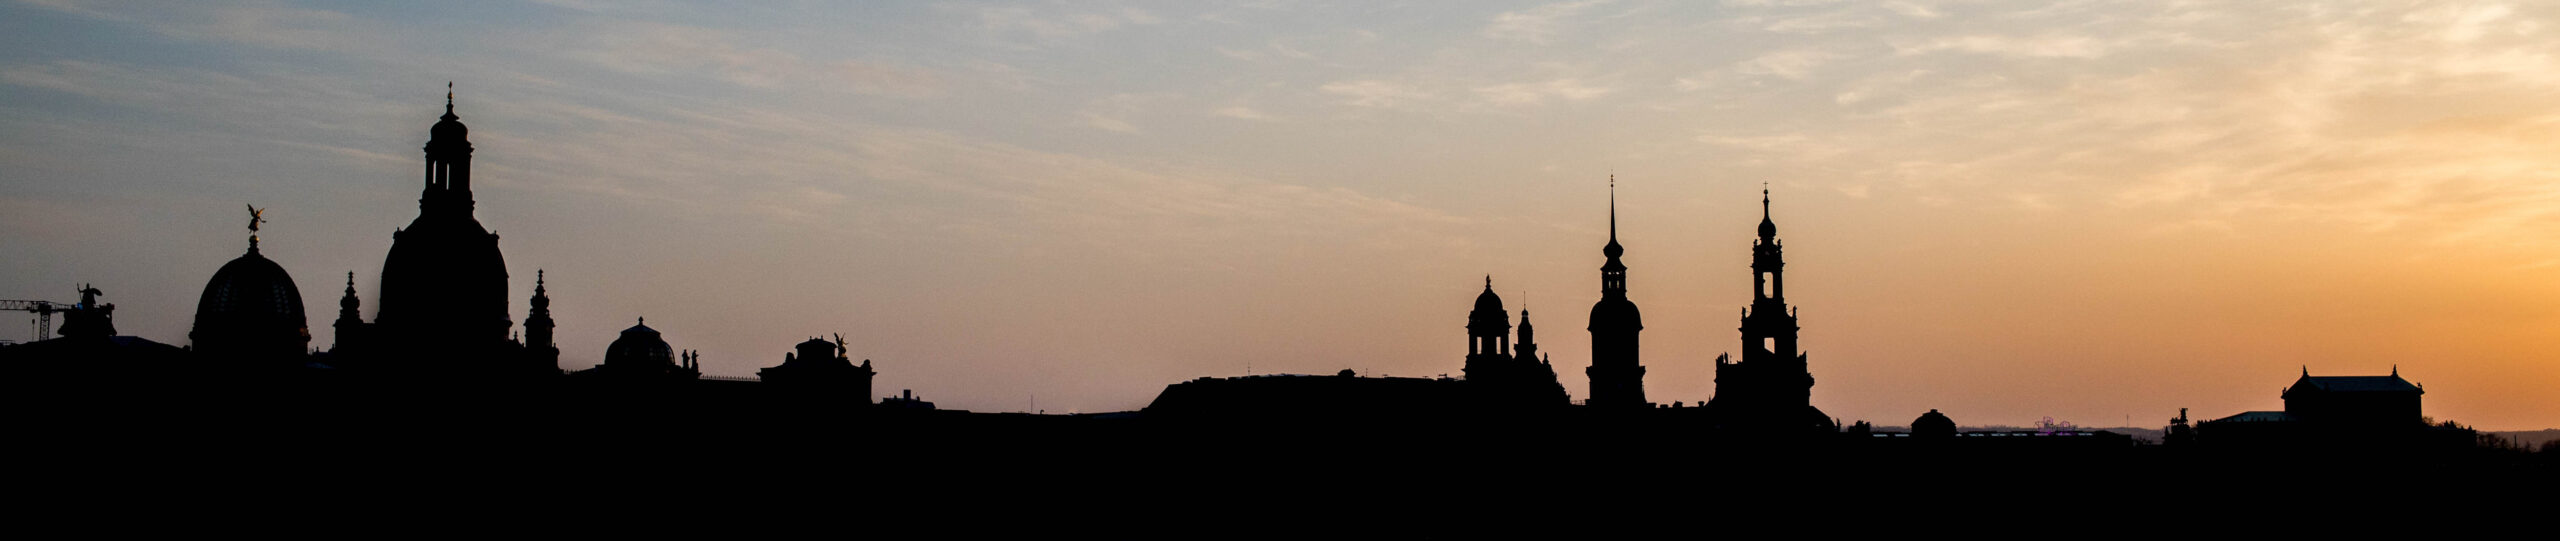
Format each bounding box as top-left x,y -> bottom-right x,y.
1912,409 -> 1955,438
376,210 -> 509,338
602,320 -> 673,368
191,247 -> 311,359
1603,238 -> 1624,259
1757,215 -> 1777,239
1472,285 -> 1505,315
1587,297 -> 1642,331
431,107 -> 467,142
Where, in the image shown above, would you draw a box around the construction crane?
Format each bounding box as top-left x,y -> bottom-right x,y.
1,299 -> 68,343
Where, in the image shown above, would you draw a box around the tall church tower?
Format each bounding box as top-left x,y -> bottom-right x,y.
1586,179 -> 1647,409
1710,187 -> 1830,432
1464,276 -> 1512,380
372,86 -> 518,376
524,269 -> 559,374
332,272 -> 366,358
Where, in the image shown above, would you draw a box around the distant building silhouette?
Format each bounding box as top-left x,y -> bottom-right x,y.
2197,368 -> 2444,447
569,318 -> 700,383
1586,180 -> 1647,409
2282,367 -> 2424,427
1911,409 -> 1955,438
1145,371 -> 1470,421
760,336 -> 875,404
330,272 -> 367,363
1706,188 -> 1833,433
0,286 -> 190,376
523,270 -> 560,370
1462,277 -> 1568,407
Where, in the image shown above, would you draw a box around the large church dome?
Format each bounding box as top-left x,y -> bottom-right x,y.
191,245 -> 310,360
371,95 -> 513,362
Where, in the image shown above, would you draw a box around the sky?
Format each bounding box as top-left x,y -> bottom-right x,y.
1,0 -> 2555,430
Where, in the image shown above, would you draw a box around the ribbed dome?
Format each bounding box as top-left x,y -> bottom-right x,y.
196,249 -> 307,322
602,320 -> 673,368
191,247 -> 310,359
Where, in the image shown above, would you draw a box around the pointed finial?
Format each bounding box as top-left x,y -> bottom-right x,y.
446,81 -> 454,111
2392,364 -> 2398,376
536,269 -> 545,286
1608,176 -> 1618,242
345,271 -> 355,288
1762,182 -> 1771,213
1485,274 -> 1492,288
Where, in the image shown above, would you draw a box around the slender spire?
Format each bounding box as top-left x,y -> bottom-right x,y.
1602,175 -> 1625,260
1756,183 -> 1779,240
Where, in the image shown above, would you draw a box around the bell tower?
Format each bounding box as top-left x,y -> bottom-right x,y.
1586,178 -> 1647,409
1711,186 -> 1827,432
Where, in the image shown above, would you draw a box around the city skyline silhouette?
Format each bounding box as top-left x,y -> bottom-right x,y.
4,2 -> 2558,433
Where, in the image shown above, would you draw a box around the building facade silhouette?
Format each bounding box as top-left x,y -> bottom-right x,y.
760,336 -> 875,404
1462,278 -> 1568,407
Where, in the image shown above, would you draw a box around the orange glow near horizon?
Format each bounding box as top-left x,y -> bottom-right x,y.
1,1 -> 2555,430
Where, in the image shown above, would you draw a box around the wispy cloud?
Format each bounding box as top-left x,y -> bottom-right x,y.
1320,79 -> 1433,108
23,0 -> 375,51
1483,0 -> 1613,44
1472,78 -> 1614,106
